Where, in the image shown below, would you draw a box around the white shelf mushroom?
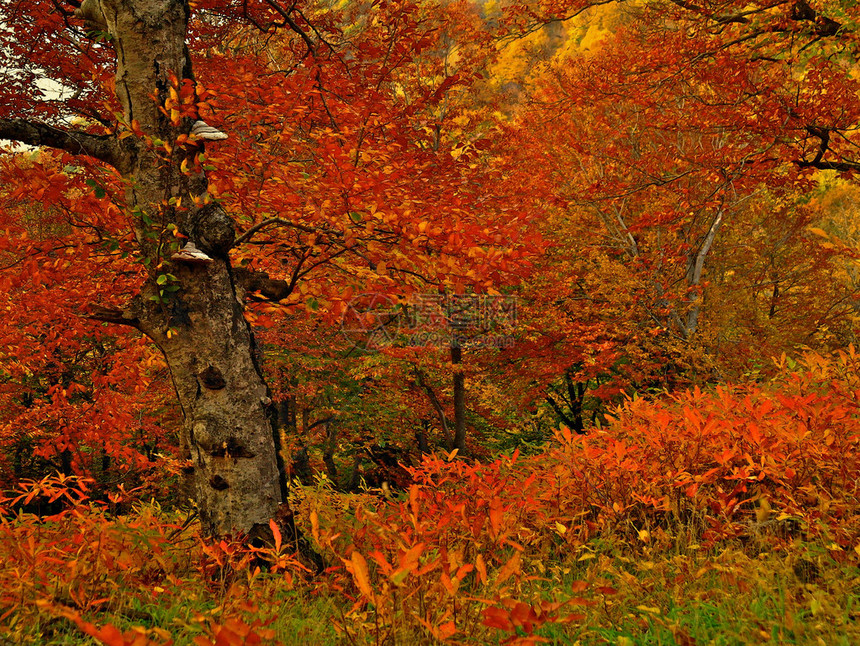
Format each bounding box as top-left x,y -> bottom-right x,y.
171,241 -> 212,263
191,120 -> 228,141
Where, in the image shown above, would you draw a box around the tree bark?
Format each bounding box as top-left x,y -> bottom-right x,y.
2,0 -> 288,537
414,368 -> 453,450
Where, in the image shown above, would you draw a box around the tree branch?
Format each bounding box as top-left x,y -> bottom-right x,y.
545,393 -> 585,434
262,0 -> 317,56
233,217 -> 323,247
0,118 -> 122,169
414,368 -> 453,449
797,158 -> 860,172
85,304 -> 141,328
798,125 -> 860,172
233,267 -> 295,302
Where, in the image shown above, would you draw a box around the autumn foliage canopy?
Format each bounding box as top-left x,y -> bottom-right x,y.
2,0 -> 860,643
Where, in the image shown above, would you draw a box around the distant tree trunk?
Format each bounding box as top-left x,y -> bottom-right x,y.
415,368 -> 453,450
416,420 -> 430,454
451,342 -> 466,453
682,210 -> 724,339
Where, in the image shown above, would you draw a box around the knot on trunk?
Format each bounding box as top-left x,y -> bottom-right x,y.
208,474 -> 230,490
199,366 -> 226,390
193,203 -> 235,257
211,436 -> 256,459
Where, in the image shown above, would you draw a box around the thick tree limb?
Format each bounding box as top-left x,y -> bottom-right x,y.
0,118 -> 122,169
233,267 -> 295,302
85,304 -> 141,328
790,0 -> 842,36
797,159 -> 860,172
798,125 -> 860,172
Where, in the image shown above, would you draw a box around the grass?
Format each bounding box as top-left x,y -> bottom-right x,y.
1,504 -> 859,645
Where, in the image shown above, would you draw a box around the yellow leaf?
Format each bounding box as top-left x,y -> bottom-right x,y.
807,227 -> 829,238
636,605 -> 661,614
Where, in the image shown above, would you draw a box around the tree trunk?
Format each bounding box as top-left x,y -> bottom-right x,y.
78,0 -> 284,537
682,210 -> 724,339
451,342 -> 466,453
141,262 -> 283,537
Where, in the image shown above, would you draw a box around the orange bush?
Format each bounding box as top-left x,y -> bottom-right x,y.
307,349 -> 860,640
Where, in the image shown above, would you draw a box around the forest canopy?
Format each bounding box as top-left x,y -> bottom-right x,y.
2,0 -> 860,644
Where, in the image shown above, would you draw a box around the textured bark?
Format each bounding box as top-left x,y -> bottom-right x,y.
137,262 -> 282,536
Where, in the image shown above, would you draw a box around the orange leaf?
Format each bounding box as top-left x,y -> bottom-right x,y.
496,551 -> 521,585
350,551 -> 374,600
269,519 -> 282,553
482,606 -> 514,631
475,553 -> 488,584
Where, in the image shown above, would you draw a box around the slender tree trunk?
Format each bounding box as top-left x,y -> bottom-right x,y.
451,342 -> 466,453
416,420 -> 430,454
682,210 -> 724,339
415,368 -> 453,450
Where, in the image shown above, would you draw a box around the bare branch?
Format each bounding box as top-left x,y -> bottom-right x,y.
0,118 -> 122,169
232,217 -> 322,247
